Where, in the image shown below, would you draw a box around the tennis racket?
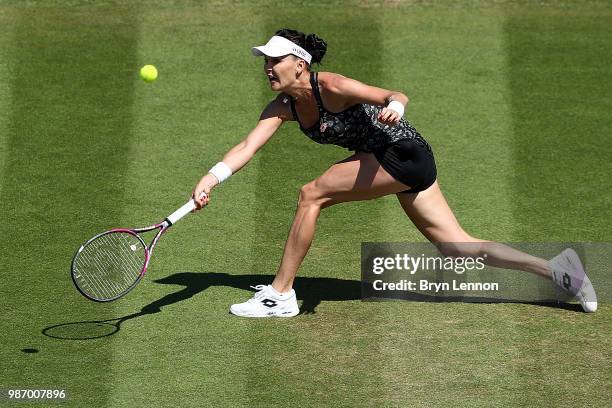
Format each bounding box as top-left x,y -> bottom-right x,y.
71,194 -> 206,302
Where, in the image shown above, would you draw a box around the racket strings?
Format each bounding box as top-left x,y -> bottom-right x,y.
73,232 -> 146,300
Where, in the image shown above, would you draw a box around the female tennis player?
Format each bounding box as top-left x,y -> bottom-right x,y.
192,29 -> 597,317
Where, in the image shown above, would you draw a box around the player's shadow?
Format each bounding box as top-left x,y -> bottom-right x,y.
42,273 -> 368,340
155,272 -> 364,315
42,272 -> 581,340
151,272 -> 580,314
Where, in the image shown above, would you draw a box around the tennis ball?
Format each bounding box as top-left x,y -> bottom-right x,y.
140,65 -> 158,83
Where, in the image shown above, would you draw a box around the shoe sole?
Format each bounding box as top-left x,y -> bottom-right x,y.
229,307 -> 300,318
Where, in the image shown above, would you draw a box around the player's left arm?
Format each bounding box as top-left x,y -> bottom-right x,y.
324,73 -> 408,125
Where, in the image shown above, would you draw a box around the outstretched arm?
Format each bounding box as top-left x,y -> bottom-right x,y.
192,97 -> 288,209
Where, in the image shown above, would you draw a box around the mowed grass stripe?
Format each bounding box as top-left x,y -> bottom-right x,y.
102,6 -> 264,407
504,5 -> 611,407
0,4 -> 14,378
368,6 -> 529,407
506,6 -> 612,241
242,7 -> 391,407
0,9 -> 10,187
0,5 -> 139,407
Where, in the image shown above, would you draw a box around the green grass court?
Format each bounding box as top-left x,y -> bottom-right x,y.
0,1 -> 610,406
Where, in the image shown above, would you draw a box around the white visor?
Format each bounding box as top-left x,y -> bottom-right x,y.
251,35 -> 312,64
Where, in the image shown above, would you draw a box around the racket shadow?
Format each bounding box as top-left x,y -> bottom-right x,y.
42,272 -> 366,340
42,274 -> 215,340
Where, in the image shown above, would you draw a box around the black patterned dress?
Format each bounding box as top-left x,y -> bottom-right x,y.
288,72 -> 437,193
289,72 -> 431,153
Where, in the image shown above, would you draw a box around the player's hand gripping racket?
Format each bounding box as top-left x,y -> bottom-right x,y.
71,193 -> 206,302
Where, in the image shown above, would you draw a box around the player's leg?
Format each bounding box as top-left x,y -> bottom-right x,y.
396,181 -> 551,276
229,152 -> 409,317
396,181 -> 597,311
272,152 -> 409,292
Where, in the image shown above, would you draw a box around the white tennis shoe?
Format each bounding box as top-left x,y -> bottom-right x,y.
549,248 -> 597,313
230,285 -> 300,318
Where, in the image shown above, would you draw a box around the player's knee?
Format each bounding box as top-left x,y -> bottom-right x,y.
298,181 -> 327,208
298,182 -> 318,205
436,239 -> 483,258
436,242 -> 463,258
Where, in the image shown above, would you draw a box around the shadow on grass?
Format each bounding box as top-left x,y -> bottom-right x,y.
42,272 -> 582,340
153,272 -> 582,313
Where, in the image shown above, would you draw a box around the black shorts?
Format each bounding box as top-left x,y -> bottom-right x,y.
374,138 -> 437,193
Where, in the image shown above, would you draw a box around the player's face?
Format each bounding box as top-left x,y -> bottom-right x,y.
263,55 -> 297,91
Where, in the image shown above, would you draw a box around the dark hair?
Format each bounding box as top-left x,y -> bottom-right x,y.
274,28 -> 327,65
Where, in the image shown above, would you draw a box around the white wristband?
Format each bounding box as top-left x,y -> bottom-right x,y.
387,100 -> 405,118
209,162 -> 233,183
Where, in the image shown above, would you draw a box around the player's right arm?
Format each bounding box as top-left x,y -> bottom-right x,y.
192,95 -> 291,209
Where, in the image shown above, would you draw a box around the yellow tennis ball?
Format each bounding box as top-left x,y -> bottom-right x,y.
140,65 -> 158,82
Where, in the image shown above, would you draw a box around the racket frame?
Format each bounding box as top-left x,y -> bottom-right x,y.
71,194 -> 203,302
71,221 -> 170,302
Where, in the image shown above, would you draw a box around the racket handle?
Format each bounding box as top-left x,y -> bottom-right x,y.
165,193 -> 207,225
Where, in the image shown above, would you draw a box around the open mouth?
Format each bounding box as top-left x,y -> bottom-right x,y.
268,74 -> 278,83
